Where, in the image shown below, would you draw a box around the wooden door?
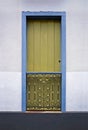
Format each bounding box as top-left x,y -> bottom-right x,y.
26,19 -> 61,111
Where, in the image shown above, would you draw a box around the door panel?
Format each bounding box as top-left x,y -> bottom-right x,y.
27,20 -> 61,72
26,74 -> 61,111
26,19 -> 61,111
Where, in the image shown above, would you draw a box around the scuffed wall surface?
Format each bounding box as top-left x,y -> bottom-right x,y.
0,72 -> 21,111
0,0 -> 88,111
66,72 -> 88,111
0,0 -> 21,72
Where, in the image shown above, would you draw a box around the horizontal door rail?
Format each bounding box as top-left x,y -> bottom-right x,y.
26,72 -> 62,74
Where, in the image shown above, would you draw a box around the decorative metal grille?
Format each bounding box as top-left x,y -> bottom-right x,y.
26,73 -> 61,111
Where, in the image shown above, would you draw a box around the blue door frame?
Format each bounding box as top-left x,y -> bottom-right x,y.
22,12 -> 66,112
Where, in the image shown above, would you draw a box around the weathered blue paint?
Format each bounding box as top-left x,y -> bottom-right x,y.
22,13 -> 26,112
61,13 -> 66,112
22,11 -> 66,112
22,11 -> 66,16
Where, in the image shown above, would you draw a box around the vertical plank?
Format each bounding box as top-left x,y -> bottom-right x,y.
34,20 -> 41,72
47,20 -> 55,72
54,21 -> 61,72
27,20 -> 34,72
40,20 -> 48,72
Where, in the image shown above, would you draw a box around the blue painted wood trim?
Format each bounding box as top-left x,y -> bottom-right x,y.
22,11 -> 66,16
22,12 -> 26,112
61,13 -> 66,112
22,11 -> 66,112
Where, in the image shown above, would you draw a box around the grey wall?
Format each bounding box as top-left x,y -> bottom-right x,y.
0,0 -> 88,111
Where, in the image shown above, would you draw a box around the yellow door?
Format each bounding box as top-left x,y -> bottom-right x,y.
26,19 -> 61,111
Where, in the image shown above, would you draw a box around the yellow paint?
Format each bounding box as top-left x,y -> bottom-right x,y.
26,74 -> 61,111
27,19 -> 61,72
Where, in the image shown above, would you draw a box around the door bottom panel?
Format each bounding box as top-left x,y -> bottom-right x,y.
26,73 -> 61,111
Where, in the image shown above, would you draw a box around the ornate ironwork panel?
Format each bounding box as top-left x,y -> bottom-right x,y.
26,73 -> 61,111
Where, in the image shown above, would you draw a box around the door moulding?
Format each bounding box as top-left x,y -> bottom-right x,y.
22,11 -> 66,112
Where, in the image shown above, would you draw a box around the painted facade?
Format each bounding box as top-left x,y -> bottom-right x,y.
0,0 -> 88,111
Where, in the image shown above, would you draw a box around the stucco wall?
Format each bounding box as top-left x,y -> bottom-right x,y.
0,0 -> 88,111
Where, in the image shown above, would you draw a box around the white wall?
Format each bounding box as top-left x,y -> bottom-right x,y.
0,0 -> 88,111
